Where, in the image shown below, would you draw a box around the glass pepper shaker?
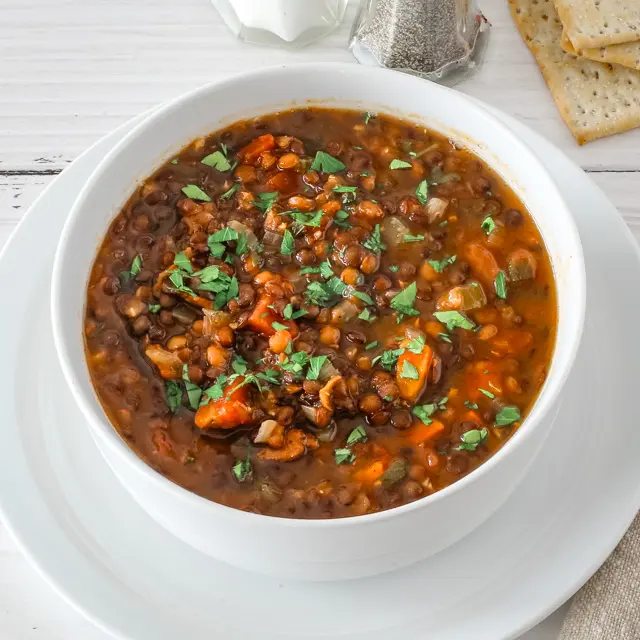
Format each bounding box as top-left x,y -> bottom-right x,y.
211,0 -> 349,48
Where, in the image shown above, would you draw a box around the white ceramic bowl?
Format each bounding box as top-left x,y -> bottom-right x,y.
51,63 -> 585,581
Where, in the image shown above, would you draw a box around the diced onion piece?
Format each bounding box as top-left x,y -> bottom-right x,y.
319,360 -> 341,381
227,220 -> 259,250
202,309 -> 232,335
316,422 -> 338,442
331,300 -> 359,323
254,420 -> 279,444
381,216 -> 411,247
437,281 -> 487,311
507,248 -> 537,281
426,197 -> 449,223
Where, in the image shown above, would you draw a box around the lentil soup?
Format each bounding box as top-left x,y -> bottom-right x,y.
84,108 -> 557,519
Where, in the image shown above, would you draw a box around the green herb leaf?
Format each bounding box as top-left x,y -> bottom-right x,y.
464,400 -> 479,410
271,321 -> 289,332
400,360 -> 419,379
220,184 -> 240,199
310,151 -> 345,174
231,356 -> 248,375
363,111 -> 375,125
235,231 -> 248,256
389,159 -> 412,170
358,308 -> 375,323
202,375 -> 228,403
346,425 -> 368,446
334,448 -> 355,465
254,191 -> 279,212
148,303 -> 161,314
380,458 -> 409,488
405,334 -> 426,354
433,310 -> 475,331
120,254 -> 143,282
304,281 -> 333,306
372,347 -> 405,371
478,388 -> 495,399
333,185 -> 358,197
334,209 -> 352,229
454,428 -> 488,451
282,303 -> 307,320
389,265 -> 399,273
306,355 -> 328,381
413,404 -> 436,425
282,209 -> 324,227
173,251 -> 193,274
319,260 -> 334,279
201,150 -> 231,171
165,380 -> 182,413
365,340 -> 379,350
415,179 -> 429,205
209,227 -> 239,243
363,224 -> 386,255
168,270 -> 197,297
256,369 -> 281,385
182,184 -> 211,202
438,332 -> 452,343
495,270 -> 507,299
403,234 -> 425,243
481,215 -> 496,235
427,255 -> 457,273
208,242 -> 226,258
281,229 -> 295,256
495,405 -> 521,427
232,450 -> 253,483
390,282 -> 420,319
170,158 -> 178,165
182,365 -> 202,410
351,290 -> 374,305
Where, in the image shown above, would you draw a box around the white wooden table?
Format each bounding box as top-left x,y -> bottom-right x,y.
1,0 -> 638,637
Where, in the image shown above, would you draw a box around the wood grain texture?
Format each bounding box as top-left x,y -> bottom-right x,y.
0,1 -> 639,639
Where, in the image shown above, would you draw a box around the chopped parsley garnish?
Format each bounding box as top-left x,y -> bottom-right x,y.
304,281 -> 333,306
362,224 -> 386,254
403,234 -> 425,243
220,184 -> 240,199
280,351 -> 310,377
365,340 -> 379,350
415,179 -> 429,205
427,255 -> 457,273
495,406 -> 521,427
306,355 -> 328,381
358,308 -> 375,323
254,191 -> 279,212
400,360 -> 419,379
173,251 -> 193,274
412,404 -> 435,425
433,310 -> 475,331
478,388 -> 495,399
346,425 -> 368,446
363,111 -> 375,125
170,158 -> 178,165
281,229 -> 294,256
495,270 -> 507,299
271,321 -> 289,332
372,348 -> 404,371
389,159 -> 412,170
256,369 -> 281,385
334,209 -> 352,229
464,401 -> 479,410
405,334 -> 426,354
481,215 -> 496,235
390,282 -> 420,319
193,267 -> 238,309
201,150 -> 231,171
351,290 -> 374,305
389,265 -> 399,273
232,450 -> 253,483
282,303 -> 307,320
235,232 -> 248,256
231,356 -> 248,375
168,270 -> 197,297
209,227 -> 239,243
148,304 -> 161,314
454,428 -> 488,451
120,254 -> 142,281
281,209 -> 324,228
181,184 -> 211,202
334,448 -> 355,465
182,365 -> 202,410
202,374 -> 228,403
165,380 -> 182,413
310,151 -> 345,174
438,332 -> 452,343
333,185 -> 357,202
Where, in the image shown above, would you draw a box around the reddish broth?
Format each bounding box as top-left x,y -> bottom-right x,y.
84,108 -> 556,519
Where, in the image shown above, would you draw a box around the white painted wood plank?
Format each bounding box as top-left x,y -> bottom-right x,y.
2,0 -> 640,172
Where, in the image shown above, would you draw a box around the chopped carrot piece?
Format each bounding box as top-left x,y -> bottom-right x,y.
266,169 -> 298,194
247,296 -> 298,338
465,243 -> 500,284
354,460 -> 387,486
237,134 -> 275,164
407,419 -> 445,444
396,338 -> 433,402
194,376 -> 253,430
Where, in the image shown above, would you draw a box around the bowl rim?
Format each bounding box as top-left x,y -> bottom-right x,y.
51,61 -> 586,528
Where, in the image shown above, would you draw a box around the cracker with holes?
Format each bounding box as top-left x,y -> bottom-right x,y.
554,0 -> 640,50
509,0 -> 640,144
561,31 -> 640,72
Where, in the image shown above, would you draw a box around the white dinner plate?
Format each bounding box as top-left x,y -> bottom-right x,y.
1,101 -> 639,640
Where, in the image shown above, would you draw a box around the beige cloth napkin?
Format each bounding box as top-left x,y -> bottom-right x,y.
560,512 -> 640,639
